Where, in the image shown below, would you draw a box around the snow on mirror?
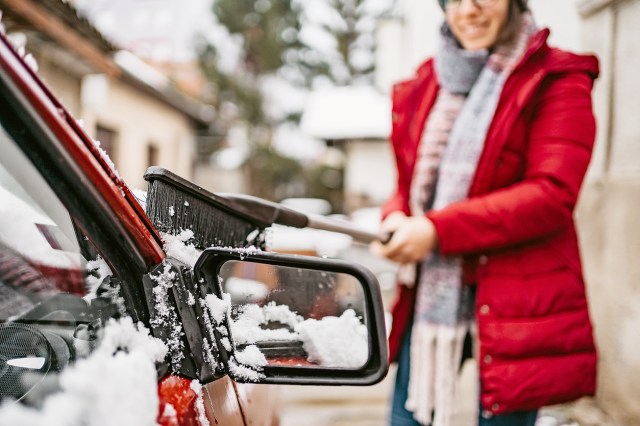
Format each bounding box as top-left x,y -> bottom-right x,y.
220,260 -> 369,369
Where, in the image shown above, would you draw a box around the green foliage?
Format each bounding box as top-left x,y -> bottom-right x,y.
304,163 -> 344,212
300,0 -> 383,85
214,0 -> 302,75
199,0 -> 304,129
246,143 -> 305,201
246,146 -> 344,211
329,0 -> 374,84
200,45 -> 266,127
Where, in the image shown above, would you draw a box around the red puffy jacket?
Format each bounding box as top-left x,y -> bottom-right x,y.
383,29 -> 599,415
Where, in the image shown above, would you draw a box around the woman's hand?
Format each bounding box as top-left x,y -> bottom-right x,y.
370,213 -> 439,264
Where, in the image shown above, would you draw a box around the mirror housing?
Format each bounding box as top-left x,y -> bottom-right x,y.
194,248 -> 389,386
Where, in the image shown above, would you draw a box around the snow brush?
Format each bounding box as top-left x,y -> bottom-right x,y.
143,167 -> 390,250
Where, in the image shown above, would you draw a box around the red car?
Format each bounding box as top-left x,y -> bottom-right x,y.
0,28 -> 387,426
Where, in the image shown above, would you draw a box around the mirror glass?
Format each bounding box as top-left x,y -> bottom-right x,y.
218,260 -> 369,369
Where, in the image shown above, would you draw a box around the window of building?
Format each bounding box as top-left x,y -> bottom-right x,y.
147,143 -> 159,168
95,125 -> 118,164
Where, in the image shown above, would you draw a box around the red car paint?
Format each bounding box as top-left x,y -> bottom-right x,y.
157,376 -> 200,426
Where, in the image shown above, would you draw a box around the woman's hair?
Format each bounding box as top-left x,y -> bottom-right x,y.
438,0 -> 528,10
496,0 -> 529,47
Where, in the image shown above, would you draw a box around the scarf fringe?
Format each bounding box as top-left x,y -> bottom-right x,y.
406,323 -> 468,426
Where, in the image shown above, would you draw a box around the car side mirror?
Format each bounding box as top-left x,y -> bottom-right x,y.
193,248 -> 388,386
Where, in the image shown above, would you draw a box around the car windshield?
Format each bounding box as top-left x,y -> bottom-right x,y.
0,122 -> 123,405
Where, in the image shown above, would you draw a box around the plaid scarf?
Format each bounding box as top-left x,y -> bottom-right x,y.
403,14 -> 536,426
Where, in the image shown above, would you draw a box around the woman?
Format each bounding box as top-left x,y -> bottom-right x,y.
371,0 -> 599,425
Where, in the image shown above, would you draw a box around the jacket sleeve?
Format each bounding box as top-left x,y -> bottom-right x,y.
381,190 -> 410,219
381,91 -> 412,220
381,145 -> 410,219
427,71 -> 597,256
381,139 -> 413,219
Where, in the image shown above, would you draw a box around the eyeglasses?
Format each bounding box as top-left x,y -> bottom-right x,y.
443,0 -> 499,10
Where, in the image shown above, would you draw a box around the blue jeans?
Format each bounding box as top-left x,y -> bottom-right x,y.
390,328 -> 538,426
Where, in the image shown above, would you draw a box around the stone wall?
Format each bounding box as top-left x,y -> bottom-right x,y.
577,0 -> 640,423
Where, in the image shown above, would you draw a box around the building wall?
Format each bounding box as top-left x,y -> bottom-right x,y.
81,79 -> 195,190
575,1 -> 640,424
30,51 -> 196,192
343,139 -> 396,212
193,165 -> 248,195
36,55 -> 83,116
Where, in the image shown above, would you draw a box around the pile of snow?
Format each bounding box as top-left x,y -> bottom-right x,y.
227,345 -> 267,382
229,302 -> 368,369
149,262 -> 185,369
203,293 -> 268,382
84,256 -> 113,301
0,318 -> 167,426
161,230 -> 202,268
204,293 -> 231,325
295,309 -> 368,368
189,381 -> 210,426
230,303 -> 300,346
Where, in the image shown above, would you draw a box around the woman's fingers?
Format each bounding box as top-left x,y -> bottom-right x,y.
370,216 -> 438,264
380,211 -> 407,234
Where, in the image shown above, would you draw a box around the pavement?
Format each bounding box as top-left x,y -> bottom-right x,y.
278,359 -> 614,426
279,361 -> 478,426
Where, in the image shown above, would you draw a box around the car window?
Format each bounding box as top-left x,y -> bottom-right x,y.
0,122 -> 124,405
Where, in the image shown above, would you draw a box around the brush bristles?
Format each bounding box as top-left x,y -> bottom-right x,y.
146,180 -> 265,249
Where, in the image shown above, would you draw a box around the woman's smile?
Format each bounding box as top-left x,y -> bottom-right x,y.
458,21 -> 490,38
446,0 -> 509,50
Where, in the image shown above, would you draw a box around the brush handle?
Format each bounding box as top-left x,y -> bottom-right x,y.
306,214 -> 391,244
215,193 -> 392,244
219,193 -> 309,228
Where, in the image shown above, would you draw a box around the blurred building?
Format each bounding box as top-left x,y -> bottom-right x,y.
69,0 -> 253,195
576,1 -> 640,424
70,0 -> 214,99
300,86 -> 394,213
0,0 -> 213,189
